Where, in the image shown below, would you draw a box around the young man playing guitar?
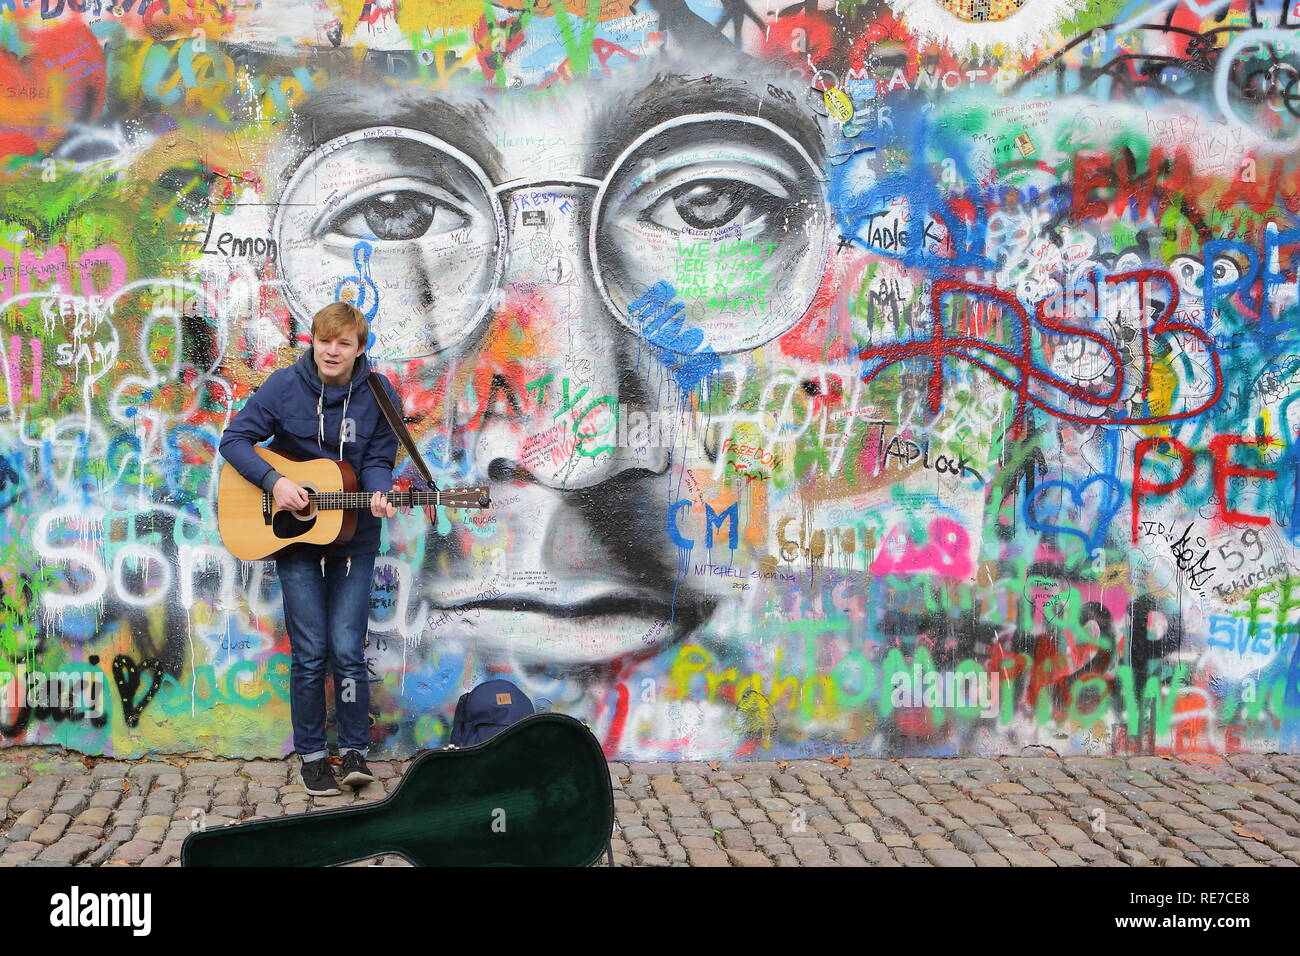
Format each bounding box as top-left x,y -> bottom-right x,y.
219,302 -> 405,796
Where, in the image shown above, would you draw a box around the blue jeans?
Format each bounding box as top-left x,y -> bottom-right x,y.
275,549 -> 376,762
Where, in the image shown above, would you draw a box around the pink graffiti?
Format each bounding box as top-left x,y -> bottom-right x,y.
1,243 -> 127,301
2,336 -> 41,408
871,517 -> 973,578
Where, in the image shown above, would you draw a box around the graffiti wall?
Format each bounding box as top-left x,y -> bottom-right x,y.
4,0 -> 1300,759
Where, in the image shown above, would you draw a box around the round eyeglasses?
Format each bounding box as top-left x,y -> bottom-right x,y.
272,113 -> 830,359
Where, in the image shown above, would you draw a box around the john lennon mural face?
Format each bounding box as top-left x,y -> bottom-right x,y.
271,62 -> 832,665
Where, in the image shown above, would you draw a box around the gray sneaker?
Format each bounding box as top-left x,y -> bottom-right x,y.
301,757 -> 341,796
340,750 -> 375,788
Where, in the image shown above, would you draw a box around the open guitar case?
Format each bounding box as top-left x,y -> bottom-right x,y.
189,380 -> 616,866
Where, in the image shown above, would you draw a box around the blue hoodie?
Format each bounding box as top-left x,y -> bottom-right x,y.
218,348 -> 401,558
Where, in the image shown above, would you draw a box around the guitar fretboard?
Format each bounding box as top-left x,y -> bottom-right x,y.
270,491 -> 475,509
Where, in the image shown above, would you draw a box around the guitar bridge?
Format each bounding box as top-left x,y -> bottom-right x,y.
262,491 -> 273,526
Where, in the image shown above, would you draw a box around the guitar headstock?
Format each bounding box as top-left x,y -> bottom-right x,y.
439,487 -> 491,509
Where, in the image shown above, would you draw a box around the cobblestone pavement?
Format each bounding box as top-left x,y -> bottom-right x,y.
2,749 -> 1300,866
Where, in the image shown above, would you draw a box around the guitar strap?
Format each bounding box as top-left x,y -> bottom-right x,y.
367,371 -> 439,496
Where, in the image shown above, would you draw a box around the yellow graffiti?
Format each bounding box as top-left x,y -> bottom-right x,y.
669,644 -> 837,722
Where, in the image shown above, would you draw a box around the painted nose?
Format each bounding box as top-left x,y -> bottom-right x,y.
472,184 -> 662,490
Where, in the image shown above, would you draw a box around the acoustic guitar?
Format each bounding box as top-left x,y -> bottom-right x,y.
217,447 -> 490,561
181,713 -> 615,867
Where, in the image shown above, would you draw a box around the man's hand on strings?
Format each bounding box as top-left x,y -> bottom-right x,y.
273,477 -> 311,512
370,488 -> 398,519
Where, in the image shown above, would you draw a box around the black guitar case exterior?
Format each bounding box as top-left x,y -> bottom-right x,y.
181,713 -> 614,867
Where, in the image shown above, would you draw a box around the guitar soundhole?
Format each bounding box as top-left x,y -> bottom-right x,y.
273,488 -> 319,540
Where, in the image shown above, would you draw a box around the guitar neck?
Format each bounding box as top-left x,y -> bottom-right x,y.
303,491 -> 451,510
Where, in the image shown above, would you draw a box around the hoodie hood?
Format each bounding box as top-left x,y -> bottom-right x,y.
294,346 -> 371,397
293,347 -> 371,465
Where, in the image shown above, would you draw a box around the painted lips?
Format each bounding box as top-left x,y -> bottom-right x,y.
441,591 -> 696,625
421,588 -> 711,665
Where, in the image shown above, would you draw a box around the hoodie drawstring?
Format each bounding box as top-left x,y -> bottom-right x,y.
320,556 -> 351,576
339,379 -> 353,462
311,355 -> 359,579
317,381 -> 325,451
317,378 -> 354,462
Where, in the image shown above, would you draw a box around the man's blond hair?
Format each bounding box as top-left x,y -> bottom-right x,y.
311,302 -> 368,345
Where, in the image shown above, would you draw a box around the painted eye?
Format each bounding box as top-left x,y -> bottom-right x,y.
641,179 -> 776,232
331,190 -> 469,241
1212,259 -> 1241,285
